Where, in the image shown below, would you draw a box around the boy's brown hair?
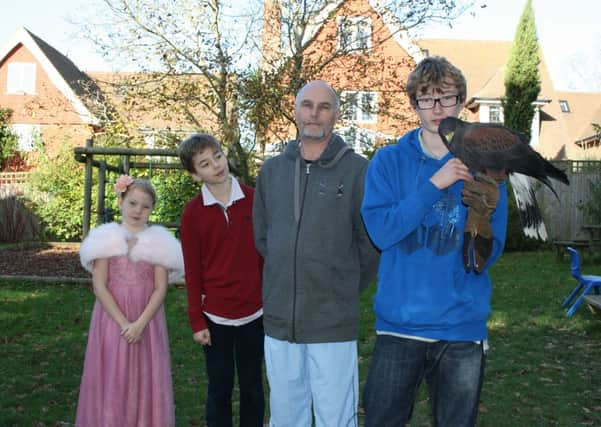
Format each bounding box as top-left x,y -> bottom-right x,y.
406,56 -> 467,101
178,133 -> 222,174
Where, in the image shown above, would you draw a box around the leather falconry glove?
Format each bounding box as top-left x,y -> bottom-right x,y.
462,173 -> 500,274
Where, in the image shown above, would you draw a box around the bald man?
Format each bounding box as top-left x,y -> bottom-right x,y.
253,80 -> 379,426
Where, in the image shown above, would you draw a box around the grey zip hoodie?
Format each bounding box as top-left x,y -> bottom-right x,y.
253,134 -> 380,343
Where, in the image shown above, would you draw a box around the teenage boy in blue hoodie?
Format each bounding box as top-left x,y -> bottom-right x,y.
361,56 -> 508,427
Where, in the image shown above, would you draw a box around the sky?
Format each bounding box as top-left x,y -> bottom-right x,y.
1,0 -> 600,92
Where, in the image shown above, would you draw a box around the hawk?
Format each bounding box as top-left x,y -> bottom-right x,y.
439,116 -> 569,241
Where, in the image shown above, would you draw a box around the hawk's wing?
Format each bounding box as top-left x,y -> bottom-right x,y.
458,124 -> 531,172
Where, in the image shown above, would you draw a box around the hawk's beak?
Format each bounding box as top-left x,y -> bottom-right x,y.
443,130 -> 454,142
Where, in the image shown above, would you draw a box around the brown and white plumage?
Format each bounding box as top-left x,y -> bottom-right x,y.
438,117 -> 569,240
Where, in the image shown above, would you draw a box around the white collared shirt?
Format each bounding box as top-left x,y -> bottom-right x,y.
201,176 -> 245,223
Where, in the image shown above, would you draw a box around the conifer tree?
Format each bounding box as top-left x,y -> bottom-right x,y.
502,0 -> 541,139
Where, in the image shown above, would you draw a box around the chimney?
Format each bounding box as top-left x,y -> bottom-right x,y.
261,0 -> 282,69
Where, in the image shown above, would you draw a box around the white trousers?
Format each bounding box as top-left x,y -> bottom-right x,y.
264,335 -> 359,427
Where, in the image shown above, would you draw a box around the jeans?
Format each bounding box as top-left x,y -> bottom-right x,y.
363,335 -> 485,427
203,316 -> 265,427
264,336 -> 359,427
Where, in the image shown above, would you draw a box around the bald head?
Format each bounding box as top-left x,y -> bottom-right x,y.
294,80 -> 340,144
295,80 -> 340,113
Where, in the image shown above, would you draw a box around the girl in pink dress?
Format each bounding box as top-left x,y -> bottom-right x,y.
75,176 -> 184,427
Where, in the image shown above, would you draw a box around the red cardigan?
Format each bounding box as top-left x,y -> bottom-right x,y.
180,184 -> 263,333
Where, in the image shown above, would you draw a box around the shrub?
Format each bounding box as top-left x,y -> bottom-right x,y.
0,108 -> 19,171
25,143 -> 91,241
149,169 -> 199,225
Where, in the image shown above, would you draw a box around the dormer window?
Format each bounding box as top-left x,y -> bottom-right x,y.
7,62 -> 36,95
559,100 -> 570,113
337,16 -> 371,53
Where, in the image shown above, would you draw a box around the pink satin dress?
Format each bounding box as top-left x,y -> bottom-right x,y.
75,255 -> 174,427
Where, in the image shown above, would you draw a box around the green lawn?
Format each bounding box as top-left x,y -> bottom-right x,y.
1,250 -> 600,426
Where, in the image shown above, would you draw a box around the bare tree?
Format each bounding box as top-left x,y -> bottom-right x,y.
78,0 -> 263,183
240,0 -> 471,156
76,0 -> 473,175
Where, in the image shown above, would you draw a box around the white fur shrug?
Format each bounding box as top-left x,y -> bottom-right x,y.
79,222 -> 184,283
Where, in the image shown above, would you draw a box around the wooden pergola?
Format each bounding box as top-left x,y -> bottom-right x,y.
74,139 -> 183,237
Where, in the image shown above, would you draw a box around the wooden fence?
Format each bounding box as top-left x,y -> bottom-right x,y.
538,160 -> 601,241
0,171 -> 29,197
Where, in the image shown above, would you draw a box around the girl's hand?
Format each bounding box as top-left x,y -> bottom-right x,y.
430,158 -> 473,190
121,320 -> 145,344
193,329 -> 211,346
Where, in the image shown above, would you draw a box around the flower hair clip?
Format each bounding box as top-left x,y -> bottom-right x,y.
114,175 -> 134,195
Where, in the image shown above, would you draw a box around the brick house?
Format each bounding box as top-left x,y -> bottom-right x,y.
0,27 -> 210,174
261,0 -> 425,154
0,27 -> 99,162
261,0 -> 601,159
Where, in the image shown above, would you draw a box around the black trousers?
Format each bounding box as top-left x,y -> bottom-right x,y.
203,316 -> 265,427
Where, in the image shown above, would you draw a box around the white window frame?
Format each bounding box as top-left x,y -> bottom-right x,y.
7,62 -> 36,95
489,105 -> 503,123
559,100 -> 570,113
11,124 -> 41,151
338,125 -> 375,155
337,16 -> 372,53
341,91 -> 378,123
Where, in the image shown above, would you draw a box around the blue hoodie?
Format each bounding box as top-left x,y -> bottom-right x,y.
361,128 -> 508,341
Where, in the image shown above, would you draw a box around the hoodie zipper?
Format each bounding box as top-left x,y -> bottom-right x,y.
292,161 -> 311,341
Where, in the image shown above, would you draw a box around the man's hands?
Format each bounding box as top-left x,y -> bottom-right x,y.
462,173 -> 500,273
193,329 -> 211,346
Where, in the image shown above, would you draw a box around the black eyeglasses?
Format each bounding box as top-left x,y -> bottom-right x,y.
414,95 -> 461,110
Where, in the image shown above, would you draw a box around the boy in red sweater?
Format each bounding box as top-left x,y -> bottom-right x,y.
178,133 -> 264,427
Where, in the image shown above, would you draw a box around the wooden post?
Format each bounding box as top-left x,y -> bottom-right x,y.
82,139 -> 93,237
122,155 -> 130,174
97,161 -> 106,225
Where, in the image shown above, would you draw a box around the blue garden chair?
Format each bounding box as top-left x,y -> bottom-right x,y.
562,246 -> 601,317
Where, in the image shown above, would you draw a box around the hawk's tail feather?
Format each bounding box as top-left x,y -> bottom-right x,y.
508,173 -> 548,241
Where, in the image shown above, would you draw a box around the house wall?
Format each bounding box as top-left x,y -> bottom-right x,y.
0,45 -> 86,124
310,0 -> 419,142
262,0 -> 421,149
0,44 -> 94,159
